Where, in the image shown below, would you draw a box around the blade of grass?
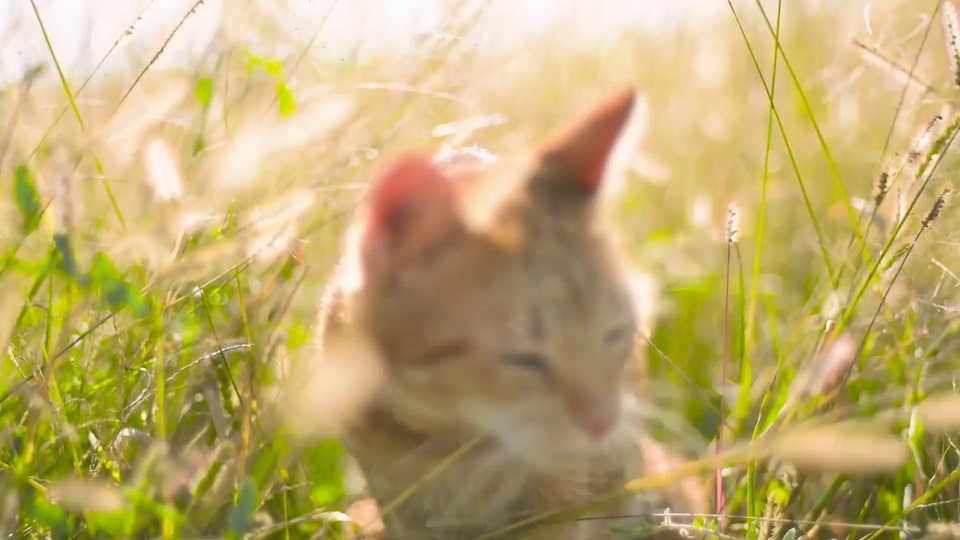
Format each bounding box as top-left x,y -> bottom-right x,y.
875,1 -> 943,166
862,469 -> 960,540
27,1 -> 157,162
153,296 -> 167,441
743,0 -> 783,532
753,0 -> 872,275
744,0 -> 782,376
114,1 -> 205,113
28,0 -> 126,231
199,288 -> 243,413
842,184 -> 951,391
41,274 -> 81,475
837,1 -> 942,292
235,268 -> 255,475
718,212 -> 735,529
836,118 -> 960,335
726,0 -> 838,289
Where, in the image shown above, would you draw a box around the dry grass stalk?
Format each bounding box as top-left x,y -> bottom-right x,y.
769,424 -> 909,475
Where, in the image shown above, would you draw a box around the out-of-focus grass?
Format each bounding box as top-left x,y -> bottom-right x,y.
2,0 -> 960,537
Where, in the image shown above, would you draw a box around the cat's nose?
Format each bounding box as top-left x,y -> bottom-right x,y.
584,415 -> 615,441
565,385 -> 621,441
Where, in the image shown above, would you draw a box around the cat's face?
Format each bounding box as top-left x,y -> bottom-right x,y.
350,88 -> 643,462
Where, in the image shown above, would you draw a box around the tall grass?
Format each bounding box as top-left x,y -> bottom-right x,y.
2,0 -> 960,538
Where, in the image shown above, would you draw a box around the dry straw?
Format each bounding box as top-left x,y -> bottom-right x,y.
916,392 -> 960,433
48,477 -> 128,514
144,138 -> 184,202
272,332 -> 384,441
768,424 -> 909,475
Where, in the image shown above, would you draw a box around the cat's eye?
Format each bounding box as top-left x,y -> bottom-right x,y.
502,352 -> 551,371
604,327 -> 633,347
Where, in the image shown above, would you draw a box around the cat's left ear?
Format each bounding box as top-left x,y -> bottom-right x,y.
533,87 -> 637,198
360,153 -> 462,268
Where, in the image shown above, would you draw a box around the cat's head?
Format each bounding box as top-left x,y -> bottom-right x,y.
349,88 -> 645,462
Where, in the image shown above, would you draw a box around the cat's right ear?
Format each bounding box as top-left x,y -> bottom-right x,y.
529,87 -> 637,206
361,153 -> 461,266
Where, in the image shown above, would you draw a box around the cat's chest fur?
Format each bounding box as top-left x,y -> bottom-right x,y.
342,405 -> 639,539
348,422 -> 529,536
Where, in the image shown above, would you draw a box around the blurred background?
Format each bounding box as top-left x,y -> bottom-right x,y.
2,0 -> 734,80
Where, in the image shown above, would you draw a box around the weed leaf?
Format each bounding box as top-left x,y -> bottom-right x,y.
13,165 -> 41,234
226,478 -> 258,536
195,77 -> 213,107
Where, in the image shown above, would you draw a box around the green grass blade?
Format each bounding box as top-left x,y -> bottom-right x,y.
726,0 -> 838,289
743,0 -> 783,530
28,0 -> 127,231
753,0 -> 871,273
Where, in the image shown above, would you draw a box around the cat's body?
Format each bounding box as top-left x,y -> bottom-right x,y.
315,88 -> 705,539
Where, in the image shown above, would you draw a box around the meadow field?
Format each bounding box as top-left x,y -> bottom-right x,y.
1,0 -> 960,538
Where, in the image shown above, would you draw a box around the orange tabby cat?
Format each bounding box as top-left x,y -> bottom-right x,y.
316,88 -> 706,539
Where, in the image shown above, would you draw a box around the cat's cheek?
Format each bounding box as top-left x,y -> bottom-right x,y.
460,400 -> 544,453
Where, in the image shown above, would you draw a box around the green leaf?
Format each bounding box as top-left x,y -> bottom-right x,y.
881,242 -> 912,272
21,62 -> 46,83
86,510 -> 134,537
303,440 -> 344,507
782,528 -> 798,540
264,59 -> 284,77
4,255 -> 47,276
13,164 -> 41,234
244,51 -> 262,74
193,135 -> 206,155
52,233 -> 85,284
195,77 -> 213,107
767,478 -> 792,506
226,478 -> 258,536
88,251 -> 119,284
250,438 -> 292,488
276,83 -> 296,117
310,484 -> 342,508
86,253 -> 151,318
27,499 -> 72,537
288,323 -> 310,350
877,488 -> 901,519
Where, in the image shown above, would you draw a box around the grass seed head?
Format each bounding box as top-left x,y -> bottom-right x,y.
725,202 -> 740,244
908,114 -> 944,164
873,170 -> 891,207
922,183 -> 953,230
944,1 -> 960,87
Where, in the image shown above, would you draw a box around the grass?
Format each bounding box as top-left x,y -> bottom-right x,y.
2,0 -> 960,538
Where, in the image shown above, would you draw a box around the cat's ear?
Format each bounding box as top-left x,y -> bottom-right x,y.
533,86 -> 637,199
361,153 -> 461,265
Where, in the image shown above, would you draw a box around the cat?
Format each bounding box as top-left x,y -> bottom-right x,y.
315,87 -> 707,539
